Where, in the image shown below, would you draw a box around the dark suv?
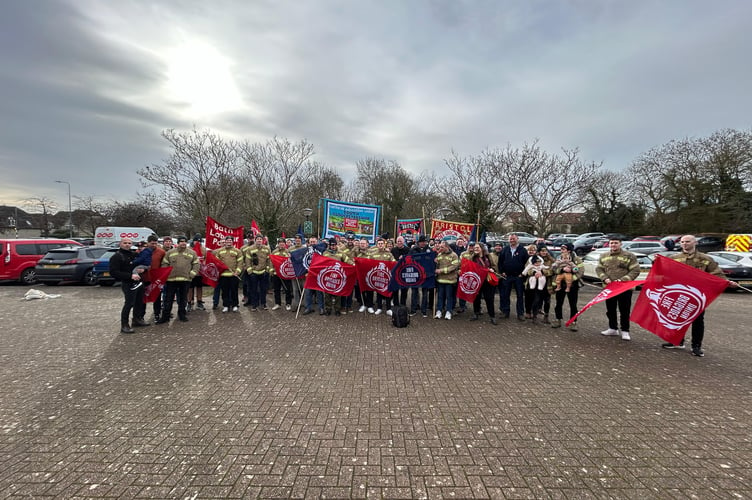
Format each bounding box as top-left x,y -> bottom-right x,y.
35,246 -> 110,285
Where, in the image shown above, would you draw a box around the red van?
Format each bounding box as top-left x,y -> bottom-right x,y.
0,239 -> 82,285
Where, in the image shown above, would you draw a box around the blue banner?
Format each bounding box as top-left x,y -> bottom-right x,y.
389,251 -> 436,290
321,198 -> 381,243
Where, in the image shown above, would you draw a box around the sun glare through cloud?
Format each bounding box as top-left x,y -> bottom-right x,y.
165,41 -> 243,117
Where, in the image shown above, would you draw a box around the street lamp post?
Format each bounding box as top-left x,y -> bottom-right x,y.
302,208 -> 313,238
55,180 -> 72,238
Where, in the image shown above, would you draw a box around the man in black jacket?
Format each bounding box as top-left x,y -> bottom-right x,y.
499,234 -> 528,320
109,237 -> 149,333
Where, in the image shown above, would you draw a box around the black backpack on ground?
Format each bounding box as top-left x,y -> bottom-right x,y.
392,306 -> 410,328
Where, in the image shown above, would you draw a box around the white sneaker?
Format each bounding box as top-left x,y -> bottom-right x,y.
621,330 -> 631,341
232,306 -> 239,312
222,307 -> 229,313
600,328 -> 619,336
272,304 -> 281,311
435,311 -> 442,319
285,305 -> 291,311
445,311 -> 452,320
367,307 -> 375,314
386,309 -> 393,317
374,309 -> 382,315
359,305 -> 366,313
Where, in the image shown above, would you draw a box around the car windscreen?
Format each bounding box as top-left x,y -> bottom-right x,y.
42,250 -> 79,262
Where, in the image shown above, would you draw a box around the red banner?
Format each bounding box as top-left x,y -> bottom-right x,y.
456,258 -> 489,303
143,267 -> 172,303
304,253 -> 357,297
630,255 -> 729,345
205,216 -> 244,250
565,280 -> 644,326
355,257 -> 397,297
200,251 -> 229,288
270,254 -> 297,280
430,219 -> 475,241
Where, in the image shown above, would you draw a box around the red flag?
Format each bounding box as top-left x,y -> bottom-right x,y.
205,216 -> 244,250
143,267 -> 172,303
193,241 -> 203,257
200,251 -> 229,288
565,280 -> 644,326
251,220 -> 260,238
456,258 -> 489,303
630,255 -> 729,345
270,254 -> 297,280
304,253 -> 357,297
355,257 -> 397,297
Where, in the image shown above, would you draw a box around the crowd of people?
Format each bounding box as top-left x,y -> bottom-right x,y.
110,232 -> 736,358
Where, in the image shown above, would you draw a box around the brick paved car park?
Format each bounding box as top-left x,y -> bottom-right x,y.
0,284 -> 750,499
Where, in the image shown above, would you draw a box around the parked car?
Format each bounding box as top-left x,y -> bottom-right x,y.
572,236 -> 607,256
577,232 -> 605,240
620,241 -> 666,255
35,246 -> 110,285
708,254 -> 752,285
709,251 -> 752,268
93,249 -> 118,286
648,252 -> 752,286
695,236 -> 725,253
0,238 -> 82,285
501,232 -> 537,245
632,235 -> 661,241
546,237 -> 575,251
582,250 -> 652,281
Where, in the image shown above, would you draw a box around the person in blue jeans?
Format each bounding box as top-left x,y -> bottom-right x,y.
498,234 -> 528,320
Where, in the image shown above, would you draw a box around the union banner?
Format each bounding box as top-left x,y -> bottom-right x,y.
630,255 -> 729,345
355,257 -> 397,297
304,253 -> 357,296
205,216 -> 244,250
430,219 -> 475,241
456,258 -> 489,303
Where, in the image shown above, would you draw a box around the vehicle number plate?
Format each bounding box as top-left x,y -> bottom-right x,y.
738,280 -> 752,285
102,272 -> 110,277
44,264 -> 60,268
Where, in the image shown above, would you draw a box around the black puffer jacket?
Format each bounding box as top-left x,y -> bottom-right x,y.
109,248 -> 136,284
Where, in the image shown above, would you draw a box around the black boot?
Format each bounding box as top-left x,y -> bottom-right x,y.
121,323 -> 135,334
132,318 -> 151,327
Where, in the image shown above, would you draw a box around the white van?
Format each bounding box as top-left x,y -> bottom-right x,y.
94,227 -> 156,247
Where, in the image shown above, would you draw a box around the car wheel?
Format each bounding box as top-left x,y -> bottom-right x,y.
20,268 -> 38,285
82,269 -> 98,286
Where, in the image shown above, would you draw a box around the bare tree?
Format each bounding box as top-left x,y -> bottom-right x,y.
73,195 -> 109,237
439,150 -> 514,231
24,197 -> 57,237
498,142 -> 599,235
138,128 -> 243,226
628,128 -> 752,232
237,137 -> 340,240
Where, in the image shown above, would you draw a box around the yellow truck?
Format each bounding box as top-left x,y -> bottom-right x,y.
725,234 -> 752,251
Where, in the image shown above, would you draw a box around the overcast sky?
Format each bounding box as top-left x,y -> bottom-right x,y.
1,0 -> 750,212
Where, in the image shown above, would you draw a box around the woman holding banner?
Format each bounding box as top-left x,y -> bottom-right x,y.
550,243 -> 584,330
469,243 -> 498,325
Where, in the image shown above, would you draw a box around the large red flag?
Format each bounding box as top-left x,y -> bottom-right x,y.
456,258 -> 489,303
205,216 -> 244,250
143,267 -> 172,303
269,254 -> 297,280
304,253 -> 357,297
564,280 -> 644,326
200,251 -> 229,288
251,220 -> 260,238
355,257 -> 397,297
630,255 -> 729,345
